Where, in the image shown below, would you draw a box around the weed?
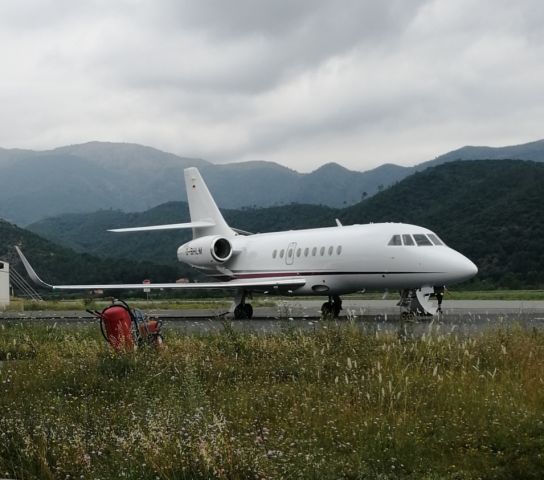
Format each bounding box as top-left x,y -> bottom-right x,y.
0,323 -> 543,478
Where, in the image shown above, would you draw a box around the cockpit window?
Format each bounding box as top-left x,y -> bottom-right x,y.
387,235 -> 402,246
402,234 -> 415,246
413,234 -> 433,246
388,235 -> 402,246
428,234 -> 444,246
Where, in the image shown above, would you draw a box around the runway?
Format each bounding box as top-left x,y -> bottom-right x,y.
2,300 -> 544,336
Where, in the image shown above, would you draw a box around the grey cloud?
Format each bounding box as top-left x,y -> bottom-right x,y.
97,0 -> 428,95
1,0 -> 544,172
152,0 -> 425,40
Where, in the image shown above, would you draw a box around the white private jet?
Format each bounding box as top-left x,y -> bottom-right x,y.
16,167 -> 477,318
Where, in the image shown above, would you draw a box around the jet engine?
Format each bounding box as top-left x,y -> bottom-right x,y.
177,235 -> 235,266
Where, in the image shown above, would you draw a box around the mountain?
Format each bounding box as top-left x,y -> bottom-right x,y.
419,138 -> 544,170
28,159 -> 544,289
0,143 -> 208,225
294,162 -> 408,205
4,137 -> 544,230
0,219 -> 185,288
0,142 -> 410,225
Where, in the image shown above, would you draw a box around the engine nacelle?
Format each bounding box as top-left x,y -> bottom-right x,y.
177,235 -> 234,266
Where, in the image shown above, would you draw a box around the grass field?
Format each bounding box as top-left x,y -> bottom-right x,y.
1,321 -> 544,479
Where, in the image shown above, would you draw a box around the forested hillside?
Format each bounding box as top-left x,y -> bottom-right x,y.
0,219 -> 186,288
28,159 -> 544,289
28,203 -> 338,266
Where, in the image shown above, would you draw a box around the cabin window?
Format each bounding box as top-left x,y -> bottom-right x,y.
388,235 -> 402,246
428,234 -> 444,246
413,234 -> 433,246
304,247 -> 309,257
287,248 -> 293,258
280,249 -> 285,258
272,249 -> 277,258
296,248 -> 301,257
402,234 -> 415,246
328,246 -> 333,256
337,245 -> 342,255
320,246 -> 325,256
312,247 -> 317,256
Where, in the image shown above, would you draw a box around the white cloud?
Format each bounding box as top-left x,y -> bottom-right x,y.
0,0 -> 543,171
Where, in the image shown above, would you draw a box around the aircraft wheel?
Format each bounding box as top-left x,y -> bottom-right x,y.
234,303 -> 253,319
234,304 -> 245,319
321,301 -> 333,318
243,303 -> 253,319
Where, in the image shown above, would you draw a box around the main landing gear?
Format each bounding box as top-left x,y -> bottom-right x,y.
321,295 -> 342,318
232,291 -> 254,319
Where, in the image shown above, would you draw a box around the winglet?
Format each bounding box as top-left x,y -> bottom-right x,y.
15,246 -> 53,290
335,218 -> 343,227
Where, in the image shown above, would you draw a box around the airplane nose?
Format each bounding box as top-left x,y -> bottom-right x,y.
456,255 -> 478,282
465,258 -> 478,277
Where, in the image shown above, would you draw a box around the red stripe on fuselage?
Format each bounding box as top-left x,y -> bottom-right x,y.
231,271 -> 440,279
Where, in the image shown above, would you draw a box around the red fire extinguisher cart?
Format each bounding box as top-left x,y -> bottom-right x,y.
88,300 -> 163,351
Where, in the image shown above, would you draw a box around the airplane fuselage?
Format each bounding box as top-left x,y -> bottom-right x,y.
178,222 -> 477,296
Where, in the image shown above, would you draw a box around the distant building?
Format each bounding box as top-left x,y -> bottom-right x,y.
176,278 -> 190,284
0,261 -> 9,308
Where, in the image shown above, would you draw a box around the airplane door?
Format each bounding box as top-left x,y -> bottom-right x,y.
285,242 -> 297,265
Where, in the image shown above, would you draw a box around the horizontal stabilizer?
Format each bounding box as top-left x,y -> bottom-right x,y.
108,221 -> 215,233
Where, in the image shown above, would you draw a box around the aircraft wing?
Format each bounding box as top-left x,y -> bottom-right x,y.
15,247 -> 304,292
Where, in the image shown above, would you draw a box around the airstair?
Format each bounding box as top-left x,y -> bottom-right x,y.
397,286 -> 438,317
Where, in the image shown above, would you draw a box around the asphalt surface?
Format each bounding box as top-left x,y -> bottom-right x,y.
2,300 -> 544,336
2,299 -> 544,319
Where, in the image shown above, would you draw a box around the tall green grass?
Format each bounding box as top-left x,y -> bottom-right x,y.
1,322 -> 543,479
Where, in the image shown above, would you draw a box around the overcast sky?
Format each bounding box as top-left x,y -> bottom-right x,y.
1,0 -> 543,172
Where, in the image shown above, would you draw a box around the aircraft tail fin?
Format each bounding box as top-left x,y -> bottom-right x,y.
109,168 -> 235,238
184,167 -> 234,238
